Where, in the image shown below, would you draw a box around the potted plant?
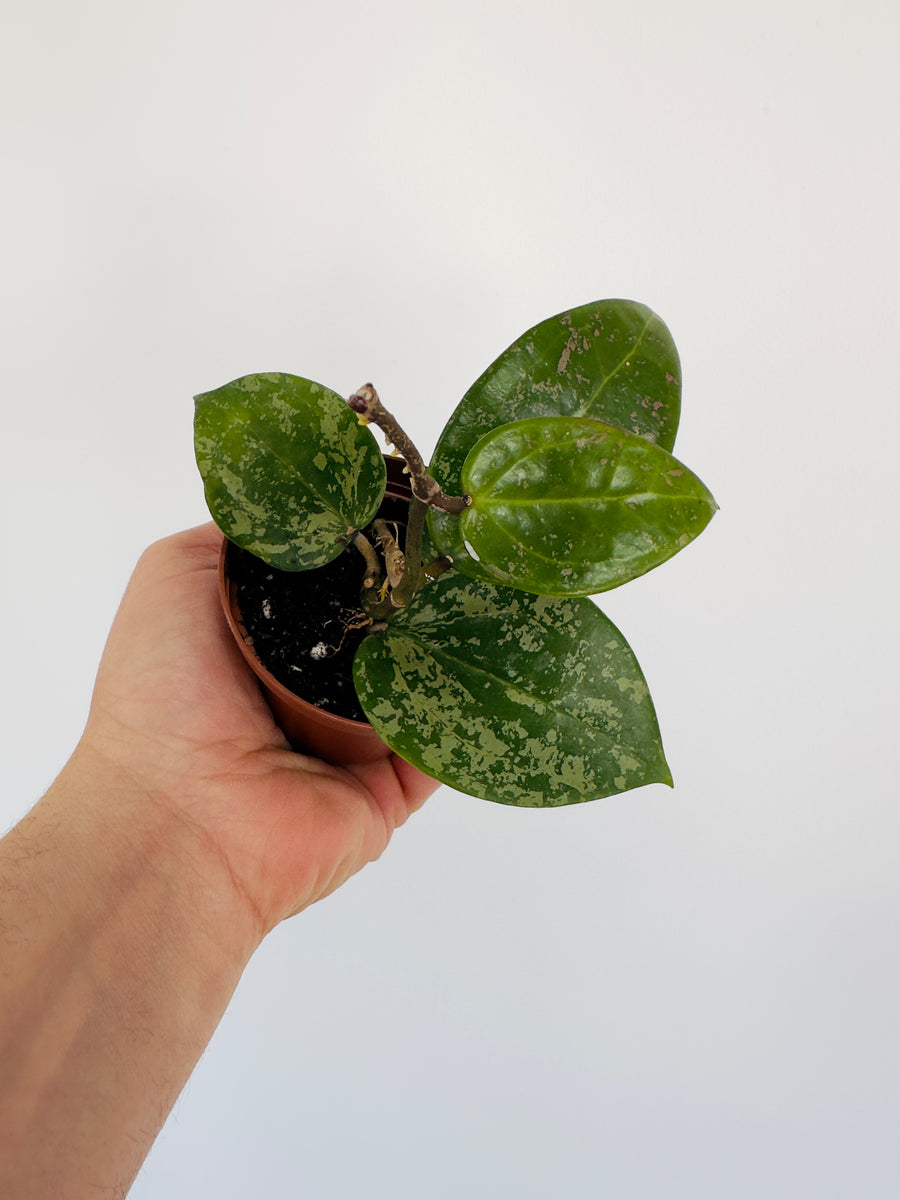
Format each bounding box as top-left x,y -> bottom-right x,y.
194,298 -> 716,807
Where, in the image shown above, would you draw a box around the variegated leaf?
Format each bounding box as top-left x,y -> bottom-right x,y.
458,416 -> 717,596
428,299 -> 681,569
194,372 -> 386,571
353,573 -> 671,806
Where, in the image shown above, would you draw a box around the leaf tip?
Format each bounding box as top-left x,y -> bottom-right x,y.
654,751 -> 675,788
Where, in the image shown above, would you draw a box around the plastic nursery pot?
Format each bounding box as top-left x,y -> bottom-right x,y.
217,456 -> 412,765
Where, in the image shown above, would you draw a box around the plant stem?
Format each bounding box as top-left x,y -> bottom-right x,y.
351,531 -> 382,591
372,520 -> 406,587
418,554 -> 454,587
361,587 -> 394,623
391,497 -> 428,608
348,385 -> 472,514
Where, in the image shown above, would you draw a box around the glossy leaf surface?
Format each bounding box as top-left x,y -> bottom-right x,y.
194,372 -> 386,571
458,416 -> 717,596
429,299 -> 681,567
354,573 -> 671,806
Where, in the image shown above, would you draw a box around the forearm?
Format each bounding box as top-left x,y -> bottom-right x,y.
0,746 -> 260,1200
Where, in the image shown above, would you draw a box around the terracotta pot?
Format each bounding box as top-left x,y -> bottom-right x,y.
218,457 -> 412,764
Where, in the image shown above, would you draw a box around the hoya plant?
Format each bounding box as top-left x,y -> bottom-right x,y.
194,299 -> 716,806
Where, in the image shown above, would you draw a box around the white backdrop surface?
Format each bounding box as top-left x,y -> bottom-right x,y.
2,1 -> 899,1196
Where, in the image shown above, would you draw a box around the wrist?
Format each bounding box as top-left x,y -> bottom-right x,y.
54,738 -> 265,967
0,740 -> 260,1196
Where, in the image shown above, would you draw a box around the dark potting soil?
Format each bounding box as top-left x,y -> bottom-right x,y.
229,494 -> 410,723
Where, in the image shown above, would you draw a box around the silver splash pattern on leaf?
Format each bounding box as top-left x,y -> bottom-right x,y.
353,573 -> 672,807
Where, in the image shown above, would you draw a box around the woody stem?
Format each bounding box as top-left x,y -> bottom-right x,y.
347,385 -> 471,515
391,497 -> 428,609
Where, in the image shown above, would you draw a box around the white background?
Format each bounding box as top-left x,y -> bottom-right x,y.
2,1 -> 899,1196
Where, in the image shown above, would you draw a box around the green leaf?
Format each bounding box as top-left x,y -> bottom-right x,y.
457,416 -> 717,596
194,372 -> 386,571
353,573 -> 672,807
428,299 -> 681,567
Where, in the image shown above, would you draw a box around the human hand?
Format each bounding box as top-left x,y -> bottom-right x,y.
0,524 -> 439,1194
78,523 -> 439,941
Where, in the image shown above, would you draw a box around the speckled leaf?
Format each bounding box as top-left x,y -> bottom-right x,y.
458,416 -> 717,596
353,573 -> 671,806
194,373 -> 386,571
428,299 -> 681,568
